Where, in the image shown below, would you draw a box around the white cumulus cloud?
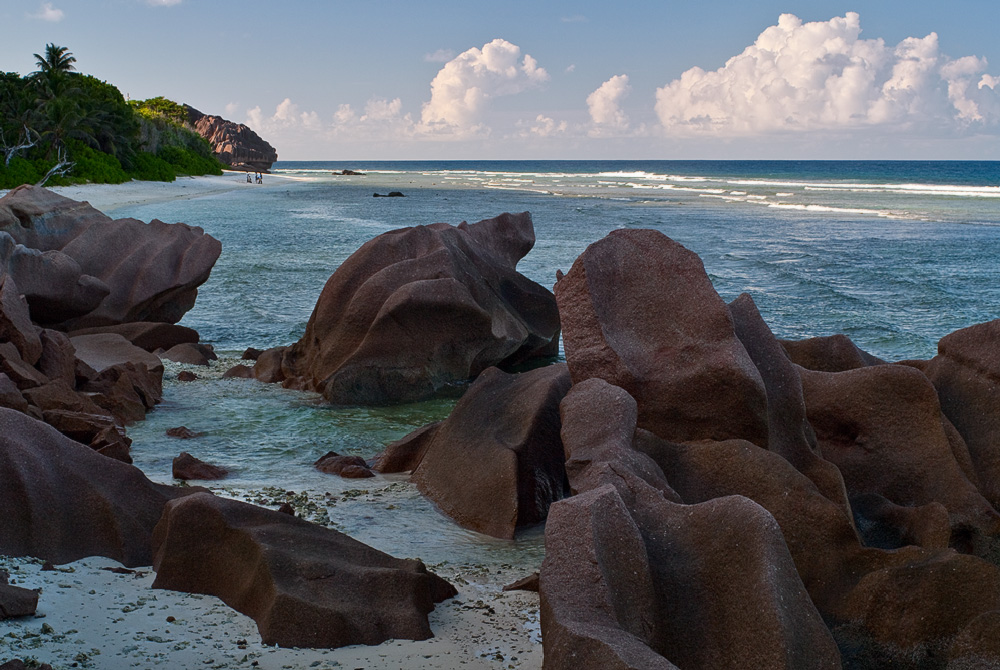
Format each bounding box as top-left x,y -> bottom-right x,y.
420,38 -> 549,134
587,74 -> 631,132
654,12 -> 1000,136
29,2 -> 64,21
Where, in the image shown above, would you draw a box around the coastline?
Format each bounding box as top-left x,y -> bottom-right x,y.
0,171 -> 302,216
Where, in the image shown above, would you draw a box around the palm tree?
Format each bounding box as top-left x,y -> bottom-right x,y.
33,44 -> 76,75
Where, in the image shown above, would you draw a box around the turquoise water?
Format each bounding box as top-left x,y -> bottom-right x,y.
115,160 -> 999,565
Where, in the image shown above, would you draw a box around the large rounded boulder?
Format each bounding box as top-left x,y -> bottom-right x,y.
274,212 -> 560,405
554,228 -> 768,446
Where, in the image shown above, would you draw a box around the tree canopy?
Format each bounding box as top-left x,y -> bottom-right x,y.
0,44 -> 222,188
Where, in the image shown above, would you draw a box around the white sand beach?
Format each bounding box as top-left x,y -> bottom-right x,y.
0,176 -> 546,670
1,171 -> 300,216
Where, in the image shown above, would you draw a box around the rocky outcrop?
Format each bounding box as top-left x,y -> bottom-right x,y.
0,185 -> 221,329
268,212 -> 561,405
151,492 -> 456,648
185,105 -> 277,172
545,229 -> 1000,668
377,364 -> 571,539
0,408 -> 187,566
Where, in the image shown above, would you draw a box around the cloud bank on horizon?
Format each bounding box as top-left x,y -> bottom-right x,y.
656,12 -> 998,136
241,12 -> 998,157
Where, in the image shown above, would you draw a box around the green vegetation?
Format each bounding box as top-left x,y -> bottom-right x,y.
0,44 -> 224,189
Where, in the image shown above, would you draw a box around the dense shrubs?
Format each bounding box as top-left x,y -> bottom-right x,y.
0,44 -> 225,188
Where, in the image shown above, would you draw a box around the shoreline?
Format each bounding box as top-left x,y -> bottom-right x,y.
0,171 -> 304,216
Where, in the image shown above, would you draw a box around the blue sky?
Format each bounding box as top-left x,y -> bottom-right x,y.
2,0 -> 999,160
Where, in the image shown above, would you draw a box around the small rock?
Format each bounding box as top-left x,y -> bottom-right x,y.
166,426 -> 203,439
314,451 -> 375,479
172,452 -> 227,481
241,347 -> 263,361
177,371 -> 198,382
277,503 -> 295,516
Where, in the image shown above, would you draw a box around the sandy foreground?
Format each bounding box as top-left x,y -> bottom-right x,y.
0,176 -> 546,669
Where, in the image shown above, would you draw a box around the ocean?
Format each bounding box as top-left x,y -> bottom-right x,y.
111,160 -> 1000,571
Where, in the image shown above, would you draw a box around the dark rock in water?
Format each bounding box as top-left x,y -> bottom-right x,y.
314,451 -> 374,478
277,502 -> 295,516
241,347 -> 263,361
252,346 -> 287,384
800,363 -> 1000,557
0,407 -> 188,566
177,370 -> 198,382
173,452 -> 227,480
404,364 -> 571,539
185,105 -> 277,172
373,191 -> 405,197
542,378 -> 840,670
0,580 -> 38,620
335,169 -> 365,175
166,426 -> 203,439
222,365 -> 254,379
272,212 -> 560,405
555,229 -> 768,447
69,322 -> 200,353
779,333 -> 885,372
151,492 -> 457,648
0,185 -> 221,329
919,320 -> 1000,513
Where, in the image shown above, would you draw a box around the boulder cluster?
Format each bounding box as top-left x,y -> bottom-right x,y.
0,185 -> 222,461
0,187 -> 457,650
373,227 -> 1000,668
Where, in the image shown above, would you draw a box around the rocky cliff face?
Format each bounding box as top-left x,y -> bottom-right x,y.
185,105 -> 277,172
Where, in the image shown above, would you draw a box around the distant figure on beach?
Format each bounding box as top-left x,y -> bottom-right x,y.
246,173 -> 252,183
256,172 -> 263,184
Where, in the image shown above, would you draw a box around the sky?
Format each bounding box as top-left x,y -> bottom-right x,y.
2,0 -> 999,160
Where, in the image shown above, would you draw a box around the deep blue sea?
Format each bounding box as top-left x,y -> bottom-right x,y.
109,160 -> 999,568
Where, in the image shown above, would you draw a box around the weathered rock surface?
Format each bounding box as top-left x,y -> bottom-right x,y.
151,492 -> 456,648
555,228 -> 768,446
800,363 -> 1000,556
0,185 -> 221,328
0,407 -> 186,566
186,105 -> 277,172
728,293 -> 853,516
920,320 -> 1000,512
172,452 -> 227,480
159,342 -> 217,366
383,364 -> 571,539
271,212 -> 560,405
542,378 -> 841,670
